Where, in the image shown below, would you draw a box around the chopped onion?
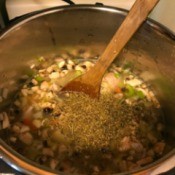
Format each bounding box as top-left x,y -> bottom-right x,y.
2,112 -> 10,129
19,132 -> 33,145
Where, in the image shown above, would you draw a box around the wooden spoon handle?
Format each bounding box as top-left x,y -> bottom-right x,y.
93,0 -> 159,78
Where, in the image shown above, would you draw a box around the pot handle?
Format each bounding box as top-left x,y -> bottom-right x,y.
62,0 -> 75,5
0,0 -> 9,29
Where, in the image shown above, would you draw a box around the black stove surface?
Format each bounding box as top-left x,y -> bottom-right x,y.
0,160 -> 23,175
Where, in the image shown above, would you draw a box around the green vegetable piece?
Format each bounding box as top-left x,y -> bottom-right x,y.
114,72 -> 120,78
124,84 -> 135,97
124,84 -> 145,99
35,75 -> 44,82
136,90 -> 145,99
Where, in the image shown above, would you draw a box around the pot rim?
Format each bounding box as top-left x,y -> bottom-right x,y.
0,4 -> 175,39
0,4 -> 175,175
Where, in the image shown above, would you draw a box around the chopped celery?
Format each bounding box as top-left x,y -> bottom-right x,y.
35,75 -> 44,82
114,72 -> 120,78
124,84 -> 135,97
124,84 -> 145,99
136,90 -> 145,99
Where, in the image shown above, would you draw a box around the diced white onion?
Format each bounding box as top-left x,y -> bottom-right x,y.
19,132 -> 33,145
2,112 -> 10,129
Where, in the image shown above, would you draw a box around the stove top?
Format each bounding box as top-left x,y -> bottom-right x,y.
0,160 -> 23,175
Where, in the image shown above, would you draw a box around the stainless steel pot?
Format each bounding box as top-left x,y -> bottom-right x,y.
0,5 -> 175,175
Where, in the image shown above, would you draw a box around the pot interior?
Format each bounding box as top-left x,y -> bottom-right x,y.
0,5 -> 175,175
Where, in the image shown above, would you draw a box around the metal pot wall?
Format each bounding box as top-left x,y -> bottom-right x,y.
0,5 -> 175,175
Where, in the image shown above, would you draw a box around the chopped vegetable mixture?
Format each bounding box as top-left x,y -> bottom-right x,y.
0,50 -> 168,175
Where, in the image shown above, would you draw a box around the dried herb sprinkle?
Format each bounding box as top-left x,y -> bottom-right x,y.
49,92 -> 150,152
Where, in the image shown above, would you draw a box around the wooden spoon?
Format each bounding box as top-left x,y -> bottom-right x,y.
62,0 -> 159,98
